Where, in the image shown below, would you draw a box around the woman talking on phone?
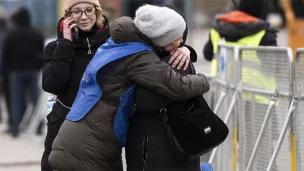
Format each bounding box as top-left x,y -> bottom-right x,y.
40,0 -> 111,170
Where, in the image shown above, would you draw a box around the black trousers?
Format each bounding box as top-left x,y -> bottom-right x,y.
126,113 -> 200,171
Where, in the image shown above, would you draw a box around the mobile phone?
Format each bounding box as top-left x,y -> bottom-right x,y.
70,14 -> 79,40
73,22 -> 79,40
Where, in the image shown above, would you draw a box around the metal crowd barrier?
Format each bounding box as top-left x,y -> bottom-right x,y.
206,44 -> 300,171
207,44 -> 239,171
238,46 -> 293,171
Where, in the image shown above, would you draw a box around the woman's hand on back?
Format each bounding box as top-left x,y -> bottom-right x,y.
169,46 -> 191,70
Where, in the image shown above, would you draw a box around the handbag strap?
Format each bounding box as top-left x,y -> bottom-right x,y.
160,108 -> 169,123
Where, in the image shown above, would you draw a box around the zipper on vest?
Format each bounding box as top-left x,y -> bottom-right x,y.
86,37 -> 92,54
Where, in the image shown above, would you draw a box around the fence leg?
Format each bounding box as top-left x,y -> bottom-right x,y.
214,91 -> 227,114
231,118 -> 238,171
245,96 -> 277,171
266,99 -> 297,171
19,72 -> 43,134
24,91 -> 48,134
19,103 -> 34,131
208,91 -> 238,164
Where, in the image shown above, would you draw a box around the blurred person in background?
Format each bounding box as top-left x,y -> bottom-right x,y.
203,0 -> 277,75
40,0 -> 112,170
0,7 -> 44,137
0,14 -> 28,134
0,15 -> 18,134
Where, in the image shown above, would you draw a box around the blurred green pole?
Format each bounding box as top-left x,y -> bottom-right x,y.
122,0 -> 129,16
184,0 -> 193,44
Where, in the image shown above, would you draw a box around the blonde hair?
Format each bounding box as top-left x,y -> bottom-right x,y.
64,6 -> 105,27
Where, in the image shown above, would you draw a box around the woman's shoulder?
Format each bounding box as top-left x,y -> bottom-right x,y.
44,40 -> 58,54
45,40 -> 58,48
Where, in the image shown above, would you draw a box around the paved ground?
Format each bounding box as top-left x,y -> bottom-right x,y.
0,28 -> 288,171
0,124 -> 44,171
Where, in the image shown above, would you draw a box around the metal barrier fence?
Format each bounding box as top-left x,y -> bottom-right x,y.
206,44 -> 300,171
208,44 -> 239,171
239,47 -> 293,171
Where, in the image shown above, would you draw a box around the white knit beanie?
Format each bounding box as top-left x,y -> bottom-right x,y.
65,0 -> 100,9
134,4 -> 186,47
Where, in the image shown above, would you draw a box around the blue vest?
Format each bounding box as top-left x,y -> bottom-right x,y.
66,37 -> 152,146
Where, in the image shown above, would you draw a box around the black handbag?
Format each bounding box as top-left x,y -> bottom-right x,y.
162,96 -> 229,161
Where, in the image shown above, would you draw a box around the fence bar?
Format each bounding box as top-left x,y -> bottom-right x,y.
266,99 -> 297,171
242,87 -> 290,98
208,91 -> 238,164
24,92 -> 49,134
213,91 -> 227,114
245,96 -> 277,171
214,78 -> 236,90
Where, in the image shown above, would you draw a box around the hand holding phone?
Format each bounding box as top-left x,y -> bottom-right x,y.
63,17 -> 78,42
